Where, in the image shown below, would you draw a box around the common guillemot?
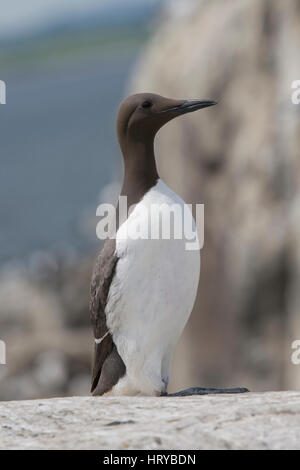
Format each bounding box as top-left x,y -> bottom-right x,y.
90,93 -> 248,396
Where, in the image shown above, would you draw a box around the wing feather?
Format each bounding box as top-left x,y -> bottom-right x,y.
89,238 -> 119,393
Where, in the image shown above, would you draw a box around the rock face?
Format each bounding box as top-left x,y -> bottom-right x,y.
0,258 -> 93,401
0,392 -> 299,450
130,0 -> 300,392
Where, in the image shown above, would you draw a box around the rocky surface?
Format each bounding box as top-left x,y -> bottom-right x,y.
0,392 -> 299,450
0,257 -> 94,401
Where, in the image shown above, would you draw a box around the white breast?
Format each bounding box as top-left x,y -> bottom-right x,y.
105,179 -> 200,396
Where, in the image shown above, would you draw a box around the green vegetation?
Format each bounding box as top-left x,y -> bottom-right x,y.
0,25 -> 149,74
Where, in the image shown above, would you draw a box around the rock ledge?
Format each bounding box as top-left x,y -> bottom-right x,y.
0,392 -> 299,449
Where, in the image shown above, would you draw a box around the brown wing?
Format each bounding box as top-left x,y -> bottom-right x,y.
89,238 -> 120,393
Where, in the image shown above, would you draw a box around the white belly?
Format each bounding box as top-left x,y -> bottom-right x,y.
105,179 -> 200,396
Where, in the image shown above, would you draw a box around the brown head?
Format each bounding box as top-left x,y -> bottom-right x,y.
116,93 -> 217,201
117,92 -> 216,152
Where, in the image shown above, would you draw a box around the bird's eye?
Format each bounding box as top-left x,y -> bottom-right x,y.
141,101 -> 152,109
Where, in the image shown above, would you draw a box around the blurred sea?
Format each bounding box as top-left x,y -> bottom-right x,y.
0,0 -> 164,266
0,52 -> 136,265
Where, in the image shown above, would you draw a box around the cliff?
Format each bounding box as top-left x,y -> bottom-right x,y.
130,0 -> 300,392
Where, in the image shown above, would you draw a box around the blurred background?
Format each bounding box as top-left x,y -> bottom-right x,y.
0,0 -> 299,401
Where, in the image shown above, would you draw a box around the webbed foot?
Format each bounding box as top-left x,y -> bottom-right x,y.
162,386 -> 249,397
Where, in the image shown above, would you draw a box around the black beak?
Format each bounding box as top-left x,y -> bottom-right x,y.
179,100 -> 217,113
161,99 -> 217,114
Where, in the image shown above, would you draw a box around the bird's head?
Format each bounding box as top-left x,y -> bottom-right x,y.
117,92 -> 217,148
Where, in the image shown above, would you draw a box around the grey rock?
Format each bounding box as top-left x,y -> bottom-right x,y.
0,392 -> 299,450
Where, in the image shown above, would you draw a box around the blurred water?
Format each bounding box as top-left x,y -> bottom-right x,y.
0,53 -> 135,264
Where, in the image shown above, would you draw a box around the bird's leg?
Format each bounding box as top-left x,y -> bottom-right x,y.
161,387 -> 249,397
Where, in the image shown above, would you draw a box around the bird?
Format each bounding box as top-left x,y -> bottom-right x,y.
90,93 -> 248,397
